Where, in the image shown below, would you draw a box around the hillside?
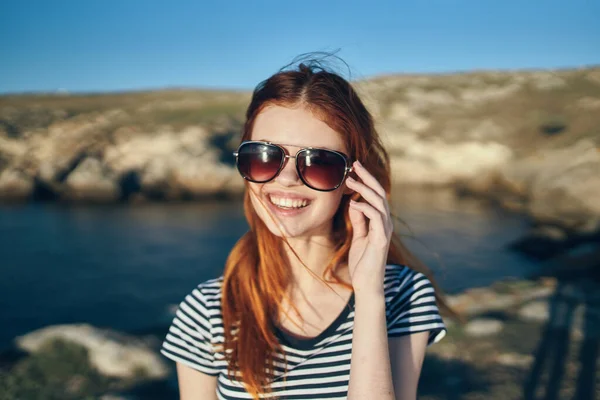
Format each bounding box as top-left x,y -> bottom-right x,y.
1,67 -> 599,231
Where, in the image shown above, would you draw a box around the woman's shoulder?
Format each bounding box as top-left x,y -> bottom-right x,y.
179,276 -> 225,311
383,263 -> 423,283
383,263 -> 446,344
383,263 -> 435,297
194,276 -> 224,297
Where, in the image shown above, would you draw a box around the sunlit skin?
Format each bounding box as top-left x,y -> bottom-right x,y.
247,105 -> 352,297
176,102 -> 431,400
248,104 -> 348,242
247,103 -> 413,400
247,103 -> 391,322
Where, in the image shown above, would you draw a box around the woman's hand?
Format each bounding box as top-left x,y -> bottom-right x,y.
345,160 -> 394,296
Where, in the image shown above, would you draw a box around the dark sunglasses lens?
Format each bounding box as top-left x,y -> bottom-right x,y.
236,143 -> 283,182
297,149 -> 347,190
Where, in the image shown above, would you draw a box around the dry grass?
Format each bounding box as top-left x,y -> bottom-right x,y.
1,67 -> 599,156
0,89 -> 250,136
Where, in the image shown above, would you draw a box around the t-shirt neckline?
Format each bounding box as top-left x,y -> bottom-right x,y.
273,292 -> 355,351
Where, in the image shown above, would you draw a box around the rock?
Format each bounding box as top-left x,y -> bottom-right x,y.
385,132 -> 513,185
104,128 -> 210,175
138,157 -> 176,199
530,71 -> 566,90
387,104 -> 431,132
459,83 -> 521,104
404,87 -> 456,110
0,136 -> 28,158
530,160 -> 600,227
464,318 -> 503,337
172,156 -> 239,196
496,352 -> 534,367
501,140 -> 600,229
0,168 -> 34,200
459,139 -> 600,235
466,119 -> 505,140
64,157 -> 120,202
519,300 -> 550,322
2,67 -> 599,216
15,324 -> 169,380
446,280 -> 555,318
103,127 -> 242,199
577,96 -> 600,110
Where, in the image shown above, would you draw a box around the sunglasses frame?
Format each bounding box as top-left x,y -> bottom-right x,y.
233,140 -> 354,192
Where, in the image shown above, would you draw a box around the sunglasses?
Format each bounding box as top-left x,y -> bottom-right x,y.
233,140 -> 353,191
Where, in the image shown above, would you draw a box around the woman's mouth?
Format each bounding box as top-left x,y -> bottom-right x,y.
268,194 -> 312,210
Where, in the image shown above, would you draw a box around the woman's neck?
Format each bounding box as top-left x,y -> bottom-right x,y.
282,234 -> 349,296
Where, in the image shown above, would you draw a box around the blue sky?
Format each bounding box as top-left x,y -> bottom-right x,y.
1,0 -> 599,93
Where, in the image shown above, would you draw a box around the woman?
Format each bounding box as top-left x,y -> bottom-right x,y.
161,60 -> 449,400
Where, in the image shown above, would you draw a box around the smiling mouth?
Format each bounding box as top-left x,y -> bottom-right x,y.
268,194 -> 312,210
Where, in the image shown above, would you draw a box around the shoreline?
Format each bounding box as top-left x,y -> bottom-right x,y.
2,67 -> 599,237
3,273 -> 598,400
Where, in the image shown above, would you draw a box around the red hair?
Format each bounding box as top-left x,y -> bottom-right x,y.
220,61 -> 452,398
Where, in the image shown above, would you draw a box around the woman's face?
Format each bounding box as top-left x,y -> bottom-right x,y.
247,104 -> 349,239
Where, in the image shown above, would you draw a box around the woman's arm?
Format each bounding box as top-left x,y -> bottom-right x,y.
345,161 -> 431,400
348,295 -> 429,400
347,291 -> 395,400
389,332 -> 429,400
176,362 -> 218,400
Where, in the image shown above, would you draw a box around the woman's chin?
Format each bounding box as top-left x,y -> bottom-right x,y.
263,221 -> 306,239
262,219 -> 332,241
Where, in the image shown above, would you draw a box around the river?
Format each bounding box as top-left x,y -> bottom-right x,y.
0,189 -> 539,349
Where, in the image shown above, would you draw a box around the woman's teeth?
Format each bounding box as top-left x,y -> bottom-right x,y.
268,195 -> 310,209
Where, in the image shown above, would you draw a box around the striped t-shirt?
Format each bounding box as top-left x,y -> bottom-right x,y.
161,264 -> 446,399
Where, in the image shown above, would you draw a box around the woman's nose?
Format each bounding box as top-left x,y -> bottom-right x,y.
274,157 -> 301,187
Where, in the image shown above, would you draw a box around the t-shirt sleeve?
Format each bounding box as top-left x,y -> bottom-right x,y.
160,286 -> 220,376
386,266 -> 447,346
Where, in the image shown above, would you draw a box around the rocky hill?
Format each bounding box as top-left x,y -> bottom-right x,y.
1,67 -> 599,233
359,68 -> 600,234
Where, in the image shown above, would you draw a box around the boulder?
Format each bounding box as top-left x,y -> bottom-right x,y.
496,352 -> 534,367
464,318 -> 503,337
501,140 -> 600,229
0,168 -> 34,200
64,157 -> 120,202
385,132 -> 513,185
103,127 -> 242,199
529,160 -> 600,228
446,280 -> 555,317
519,300 -> 550,322
15,324 -> 169,380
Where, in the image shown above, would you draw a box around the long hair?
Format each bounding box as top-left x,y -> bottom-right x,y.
221,59 -> 453,398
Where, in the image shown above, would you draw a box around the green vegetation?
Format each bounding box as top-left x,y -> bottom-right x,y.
142,101 -> 246,130
367,67 -> 600,157
0,89 -> 250,137
1,66 -> 599,158
0,339 -> 111,399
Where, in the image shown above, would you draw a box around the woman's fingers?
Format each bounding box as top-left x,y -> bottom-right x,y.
349,200 -> 391,245
346,161 -> 394,244
352,161 -> 386,198
345,177 -> 388,216
348,201 -> 368,240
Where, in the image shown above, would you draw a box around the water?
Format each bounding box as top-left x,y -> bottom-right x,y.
0,189 -> 538,350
